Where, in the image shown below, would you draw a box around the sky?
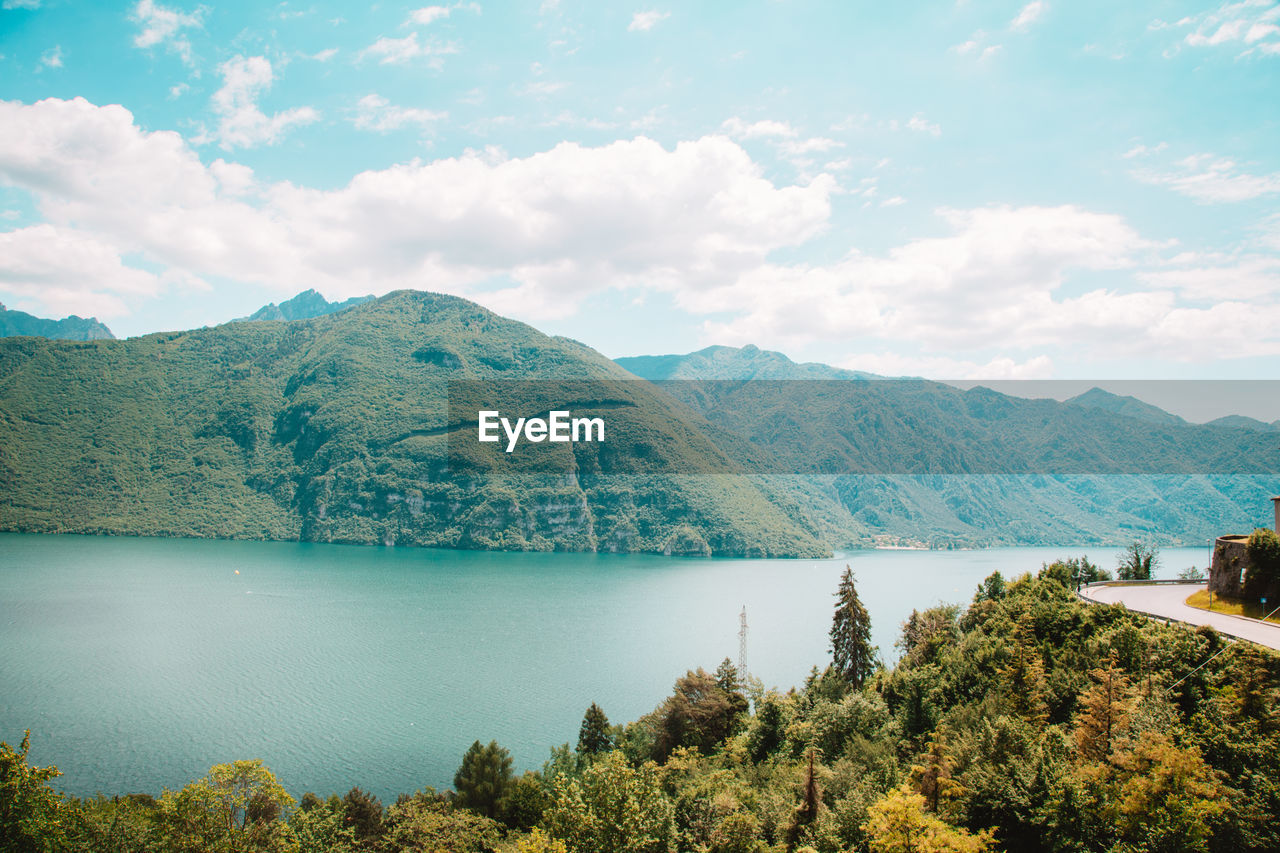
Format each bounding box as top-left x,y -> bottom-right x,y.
0,0 -> 1278,382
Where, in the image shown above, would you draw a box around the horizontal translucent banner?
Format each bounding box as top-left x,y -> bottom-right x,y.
442,379 -> 1280,475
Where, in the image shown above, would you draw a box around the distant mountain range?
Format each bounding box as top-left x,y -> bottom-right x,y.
0,303 -> 114,341
1,291 -> 1276,554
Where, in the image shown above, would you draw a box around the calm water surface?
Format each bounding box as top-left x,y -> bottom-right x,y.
0,534 -> 1206,801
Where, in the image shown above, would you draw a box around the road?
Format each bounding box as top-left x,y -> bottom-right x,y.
1080,582 -> 1280,651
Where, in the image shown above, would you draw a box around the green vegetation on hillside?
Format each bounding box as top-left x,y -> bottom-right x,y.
6,558 -> 1279,852
0,291 -> 825,556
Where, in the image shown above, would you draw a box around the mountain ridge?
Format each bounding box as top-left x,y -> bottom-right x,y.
0,303 -> 115,341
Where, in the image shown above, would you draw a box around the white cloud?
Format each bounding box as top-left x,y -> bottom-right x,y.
359,32 -> 460,67
628,10 -> 669,31
8,97 -> 1280,365
310,47 -> 338,61
1010,1 -> 1047,32
205,56 -> 319,150
721,117 -> 797,139
0,224 -> 161,318
952,32 -> 1002,59
2,0 -> 42,9
906,114 -> 941,136
1122,141 -> 1166,159
881,196 -> 906,207
131,0 -> 202,66
1131,152 -> 1280,202
1140,255 -> 1280,301
406,3 -> 481,26
353,94 -> 447,132
38,46 -> 62,70
520,80 -> 568,97
691,205 -> 1160,355
0,98 -> 833,320
409,5 -> 451,24
840,352 -> 1055,380
1163,1 -> 1280,57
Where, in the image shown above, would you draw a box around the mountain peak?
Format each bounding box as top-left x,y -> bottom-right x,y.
1065,387 -> 1185,426
240,289 -> 375,323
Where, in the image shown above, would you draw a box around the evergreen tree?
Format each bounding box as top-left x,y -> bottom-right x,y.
577,703 -> 614,756
830,566 -> 875,688
454,740 -> 514,819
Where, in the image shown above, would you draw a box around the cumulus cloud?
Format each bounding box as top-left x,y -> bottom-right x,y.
692,205 -> 1168,354
6,96 -> 1280,366
0,98 -> 833,320
205,56 -> 319,150
353,94 -> 447,132
131,0 -> 202,65
628,10 -> 669,31
0,224 -> 161,318
1131,151 -> 1280,202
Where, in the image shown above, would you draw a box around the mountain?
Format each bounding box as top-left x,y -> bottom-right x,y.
0,291 -> 826,557
617,344 -> 880,380
621,346 -> 1280,547
1207,414 -> 1280,432
0,303 -> 114,341
1065,387 -> 1186,427
238,289 -> 375,323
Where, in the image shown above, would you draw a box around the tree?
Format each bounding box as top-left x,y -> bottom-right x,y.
0,730 -> 72,853
863,785 -> 994,853
973,571 -> 1005,603
831,566 -> 876,688
651,668 -> 743,762
381,793 -> 503,853
341,786 -> 383,843
1072,655 -> 1135,763
1117,543 -> 1159,581
1243,527 -> 1280,602
787,746 -> 824,848
577,704 -> 614,756
453,740 -> 513,819
541,751 -> 675,853
157,759 -> 294,852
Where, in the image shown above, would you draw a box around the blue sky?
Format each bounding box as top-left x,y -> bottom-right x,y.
0,0 -> 1278,380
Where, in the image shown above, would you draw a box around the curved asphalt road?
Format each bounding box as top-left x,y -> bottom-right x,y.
1081,582 -> 1280,651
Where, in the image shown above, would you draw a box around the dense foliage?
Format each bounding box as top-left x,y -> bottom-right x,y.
4,559 -> 1280,852
0,291 -> 828,557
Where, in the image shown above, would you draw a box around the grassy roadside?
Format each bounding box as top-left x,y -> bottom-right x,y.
1185,588 -> 1280,624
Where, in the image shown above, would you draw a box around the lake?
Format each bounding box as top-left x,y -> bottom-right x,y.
0,533 -> 1208,802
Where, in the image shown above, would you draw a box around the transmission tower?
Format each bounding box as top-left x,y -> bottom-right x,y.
738,605 -> 748,679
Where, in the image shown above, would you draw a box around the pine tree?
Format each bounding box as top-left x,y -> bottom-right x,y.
453,740 -> 513,819
1002,613 -> 1049,723
830,565 -> 875,688
577,703 -> 614,755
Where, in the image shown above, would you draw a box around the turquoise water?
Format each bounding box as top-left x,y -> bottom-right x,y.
0,534 -> 1207,802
